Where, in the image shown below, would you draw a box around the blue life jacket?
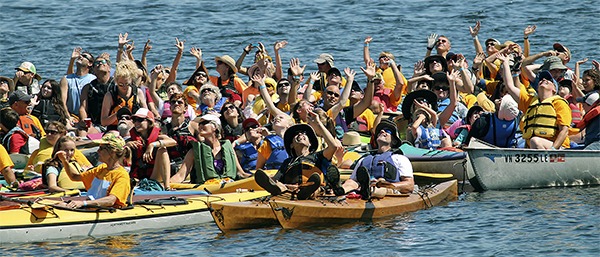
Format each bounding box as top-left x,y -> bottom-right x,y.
358,151 -> 400,182
415,126 -> 443,150
235,142 -> 258,171
482,114 -> 518,148
263,135 -> 288,170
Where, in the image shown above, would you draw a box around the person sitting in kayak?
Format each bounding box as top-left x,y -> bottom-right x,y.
58,133 -> 131,208
466,94 -> 520,148
342,119 -> 414,200
234,118 -> 288,172
41,136 -> 87,192
402,87 -> 451,150
254,112 -> 344,200
575,91 -> 600,150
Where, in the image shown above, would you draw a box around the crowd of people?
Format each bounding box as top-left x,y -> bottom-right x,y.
2,21 -> 600,207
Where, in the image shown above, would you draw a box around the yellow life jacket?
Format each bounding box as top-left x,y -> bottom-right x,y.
522,95 -> 566,140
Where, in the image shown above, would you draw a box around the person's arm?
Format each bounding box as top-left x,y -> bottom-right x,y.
425,33 -> 438,58
328,68 -> 355,119
117,33 -> 129,63
100,93 -> 117,126
58,151 -> 83,182
307,111 -> 341,160
451,55 -> 474,93
497,53 -> 521,102
165,38 -> 184,84
410,113 -> 426,138
273,41 -> 288,81
236,44 -> 254,75
371,103 -> 384,135
189,46 -> 203,69
301,73 -> 318,102
125,41 -> 135,61
470,21 -> 484,54
389,59 -> 406,99
287,58 -> 306,104
471,53 -> 485,80
252,73 -> 286,118
67,47 -> 81,75
59,76 -> 72,118
437,70 -> 459,127
46,166 -> 66,192
553,125 -> 570,150
363,36 -> 372,65
522,50 -> 555,68
573,58 -> 589,98
354,67 -> 375,118
149,65 -> 164,107
141,39 -> 152,68
78,84 -> 91,134
137,88 -> 148,109
523,25 -> 536,58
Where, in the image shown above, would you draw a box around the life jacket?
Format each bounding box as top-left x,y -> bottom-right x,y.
415,126 -> 443,150
87,78 -> 114,125
165,118 -> 196,161
129,126 -> 161,179
358,151 -> 401,183
374,87 -> 394,112
191,140 -> 237,184
2,126 -> 38,154
235,142 -> 258,172
31,99 -> 62,128
522,95 -> 566,140
348,115 -> 369,134
217,75 -> 241,102
263,135 -> 288,170
577,101 -> 600,129
277,153 -> 327,186
109,85 -> 140,126
17,115 -> 42,139
564,95 -> 582,126
481,113 -> 518,148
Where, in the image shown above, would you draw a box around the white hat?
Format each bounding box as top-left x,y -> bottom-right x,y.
497,95 -> 519,121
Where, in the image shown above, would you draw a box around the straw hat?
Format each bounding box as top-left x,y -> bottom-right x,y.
214,55 -> 238,73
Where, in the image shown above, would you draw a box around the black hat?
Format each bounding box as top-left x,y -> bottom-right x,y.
284,124 -> 318,156
466,105 -> 484,123
431,72 -> 450,88
116,107 -> 132,120
8,90 -> 32,105
327,67 -> 342,77
184,65 -> 207,86
424,55 -> 448,75
374,119 -> 401,148
351,81 -> 363,93
401,90 -> 438,121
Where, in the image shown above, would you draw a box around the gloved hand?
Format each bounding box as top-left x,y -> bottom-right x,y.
427,33 -> 439,50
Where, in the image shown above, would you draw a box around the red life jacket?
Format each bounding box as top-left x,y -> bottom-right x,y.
577,102 -> 600,129
129,126 -> 161,179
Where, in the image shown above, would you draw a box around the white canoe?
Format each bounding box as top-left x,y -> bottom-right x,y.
465,138 -> 600,191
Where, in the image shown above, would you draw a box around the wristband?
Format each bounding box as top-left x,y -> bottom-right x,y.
512,73 -> 520,78
458,67 -> 464,72
524,37 -> 529,40
427,47 -> 433,51
259,85 -> 267,90
364,43 -> 369,47
472,35 -> 478,41
293,75 -> 301,81
83,200 -> 87,207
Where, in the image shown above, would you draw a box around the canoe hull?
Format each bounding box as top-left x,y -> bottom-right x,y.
466,139 -> 600,191
400,144 -> 467,180
270,180 -> 458,229
209,200 -> 276,231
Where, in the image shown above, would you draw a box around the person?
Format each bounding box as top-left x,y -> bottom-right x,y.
197,83 -> 224,115
115,108 -> 134,139
425,34 -> 452,58
164,93 -> 197,174
341,119 -> 414,200
318,67 -> 355,138
363,36 -> 409,93
431,71 -> 466,127
100,60 -> 148,131
445,105 -> 484,147
209,55 -> 247,107
170,114 -> 249,185
467,95 -> 522,148
58,133 -> 131,208
79,52 -> 115,135
403,89 -> 451,149
0,144 -> 17,188
9,90 -> 46,140
500,54 -> 572,149
0,76 -> 14,109
31,79 -> 70,129
220,102 -> 245,143
311,53 -> 338,94
254,111 -> 344,200
12,61 -> 42,95
149,65 -> 197,120
0,108 -> 35,154
575,91 -> 600,150
557,79 -> 582,127
41,136 -> 86,192
126,108 -> 175,190
26,121 -> 92,175
60,48 -> 97,121
235,118 -> 288,171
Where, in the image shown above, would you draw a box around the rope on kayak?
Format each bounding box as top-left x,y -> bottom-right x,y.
417,184 -> 435,209
455,158 -> 468,193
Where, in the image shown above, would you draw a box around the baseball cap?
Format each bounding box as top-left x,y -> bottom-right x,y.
15,62 -> 42,80
242,118 -> 260,131
8,90 -> 32,105
314,53 -> 334,67
132,108 -> 155,121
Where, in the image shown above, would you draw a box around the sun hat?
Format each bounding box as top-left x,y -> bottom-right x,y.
497,94 -> 519,121
553,43 -> 571,58
424,55 -> 448,75
116,107 -> 132,120
132,108 -> 155,121
374,119 -> 401,148
342,131 -> 362,147
15,62 -> 42,81
351,81 -> 363,93
284,124 -> 318,156
485,38 -> 501,46
313,53 -> 334,67
476,92 -> 496,113
466,105 -> 484,122
378,52 -> 395,60
214,55 -> 238,73
431,72 -> 449,88
8,90 -> 32,105
97,133 -> 126,152
197,113 -> 221,127
0,76 -> 15,90
539,56 -> 568,71
401,89 -> 438,121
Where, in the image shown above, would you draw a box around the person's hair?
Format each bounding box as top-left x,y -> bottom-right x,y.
583,69 -> 600,90
199,82 -> 222,103
291,99 -> 309,124
313,108 -> 336,137
45,121 -> 67,134
166,82 -> 183,92
38,79 -> 69,123
169,92 -> 187,105
439,35 -> 451,44
0,108 -> 19,129
114,60 -> 139,83
41,136 -> 75,186
219,102 -> 245,125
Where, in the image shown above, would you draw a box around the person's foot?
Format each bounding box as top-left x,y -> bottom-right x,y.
325,165 -> 345,196
255,169 -> 282,196
297,173 -> 321,200
356,167 -> 371,200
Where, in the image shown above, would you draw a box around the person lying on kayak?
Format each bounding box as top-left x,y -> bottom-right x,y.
255,114 -> 344,200
58,133 -> 131,208
235,118 -> 288,172
341,119 -> 414,200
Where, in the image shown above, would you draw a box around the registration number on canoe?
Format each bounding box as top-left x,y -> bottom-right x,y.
505,153 -> 565,163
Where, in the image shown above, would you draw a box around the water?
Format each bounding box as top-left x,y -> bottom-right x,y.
1,0 -> 599,255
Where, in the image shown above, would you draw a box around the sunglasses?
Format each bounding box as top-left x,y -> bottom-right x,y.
201,88 -> 215,94
132,117 -> 146,123
245,124 -> 260,132
278,82 -> 291,87
119,115 -> 132,120
433,86 -> 448,91
170,99 -> 185,105
380,129 -> 392,135
81,54 -> 93,62
0,80 -> 8,85
46,129 -> 60,135
485,43 -> 496,47
326,90 -> 340,97
195,73 -> 207,78
199,120 -> 212,125
438,39 -> 448,43
223,105 -> 236,111
94,59 -> 108,66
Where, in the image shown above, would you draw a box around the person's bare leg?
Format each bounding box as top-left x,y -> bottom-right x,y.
529,137 -> 553,149
171,151 -> 194,183
1,167 -> 16,186
151,147 -> 171,189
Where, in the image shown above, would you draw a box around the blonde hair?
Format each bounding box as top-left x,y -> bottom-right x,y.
114,60 -> 140,83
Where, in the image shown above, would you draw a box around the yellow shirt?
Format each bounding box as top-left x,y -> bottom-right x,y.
378,67 -> 409,95
26,138 -> 92,174
0,145 -> 14,172
81,163 -> 131,208
183,85 -> 199,109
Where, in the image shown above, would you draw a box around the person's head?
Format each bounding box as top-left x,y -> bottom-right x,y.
196,114 -> 222,140
326,67 -> 342,87
378,52 -> 395,69
272,113 -> 293,131
169,93 -> 187,116
431,72 -> 450,100
553,43 -> 571,65
132,108 -> 155,133
215,55 -> 237,77
92,53 -> 112,75
401,90 -> 438,122
199,83 -> 221,107
45,121 -> 67,146
558,79 -> 573,98
374,119 -> 401,149
372,73 -> 385,91
324,85 -> 341,108
0,108 -> 19,131
582,69 -> 600,92
536,70 -> 559,95
284,124 -> 318,157
53,136 -> 76,162
578,91 -> 600,113
242,118 -> 262,141
8,90 -> 32,115
416,79 -> 432,91
541,56 -> 567,80
40,79 -> 59,99
349,81 -> 364,103
497,94 -> 519,121
436,35 -> 451,53
485,38 -> 501,55
314,53 -> 334,73
165,82 -> 182,98
0,77 -> 14,95
313,108 -> 335,137
466,105 -> 484,125
277,78 -> 291,95
97,133 -> 129,163
220,102 -> 244,125
15,62 -> 41,84
77,51 -> 94,70
264,77 -> 277,96
114,60 -> 139,93
424,55 -> 448,75
116,107 -> 134,138
292,99 -> 314,123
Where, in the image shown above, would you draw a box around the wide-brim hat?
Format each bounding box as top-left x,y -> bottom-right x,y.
466,105 -> 484,122
553,42 -> 571,58
401,90 -> 438,121
0,76 -> 14,89
374,119 -> 401,148
183,65 -> 207,86
215,55 -> 238,73
313,53 -> 334,67
431,72 -> 449,88
424,55 -> 448,75
284,124 -> 318,156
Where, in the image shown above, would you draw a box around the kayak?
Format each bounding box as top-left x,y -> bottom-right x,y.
399,144 -> 467,180
0,190 -> 269,244
270,180 -> 458,229
209,197 -> 276,231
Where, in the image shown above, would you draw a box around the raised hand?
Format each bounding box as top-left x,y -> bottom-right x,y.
289,58 -> 306,76
593,60 -> 600,71
190,47 -> 202,60
252,73 -> 266,85
175,38 -> 185,53
413,60 -> 425,76
361,58 -> 376,78
496,53 -> 510,63
274,41 -> 288,51
257,42 -> 266,53
309,71 -> 321,81
344,67 -> 356,81
144,39 -> 152,52
469,21 -> 481,37
364,36 -> 373,45
244,43 -> 254,54
473,53 -> 486,67
524,25 -> 537,37
118,32 -> 130,47
151,65 -> 164,79
576,58 -> 589,66
125,41 -> 135,54
427,33 -> 439,49
71,47 -> 82,59
56,150 -> 68,163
